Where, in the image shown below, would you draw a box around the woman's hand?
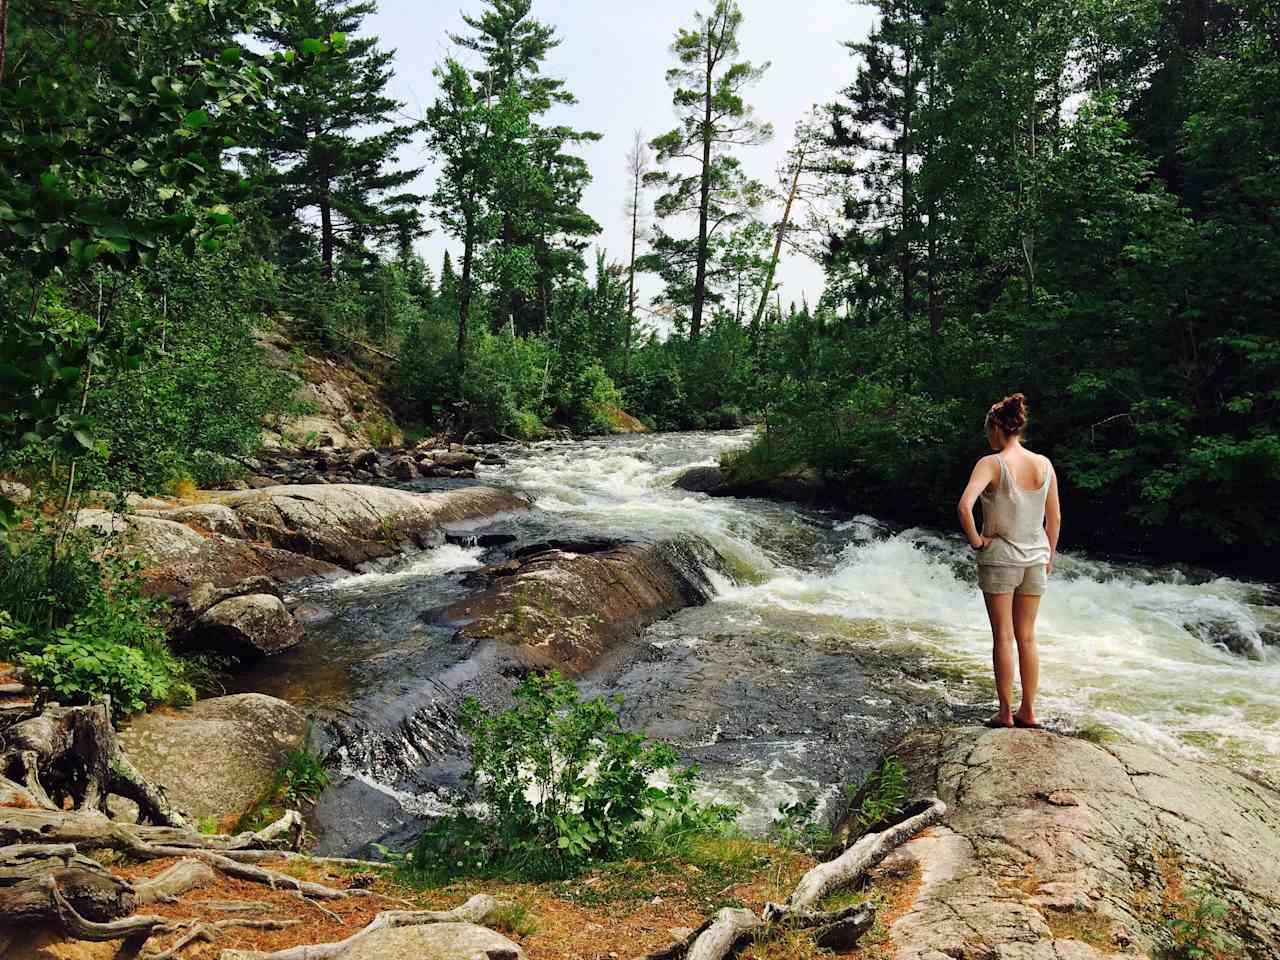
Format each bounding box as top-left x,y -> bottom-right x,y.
969,535 -> 993,551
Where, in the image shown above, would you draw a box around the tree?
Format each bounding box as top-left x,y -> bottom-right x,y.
451,0 -> 600,336
423,59 -> 529,370
0,0 -> 329,527
255,0 -> 423,282
623,131 -> 652,380
648,0 -> 772,341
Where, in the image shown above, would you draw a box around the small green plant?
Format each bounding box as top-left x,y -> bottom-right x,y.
197,816 -> 220,835
275,749 -> 333,806
488,901 -> 539,938
390,672 -> 736,882
771,795 -> 834,854
848,755 -> 909,838
1159,888 -> 1242,960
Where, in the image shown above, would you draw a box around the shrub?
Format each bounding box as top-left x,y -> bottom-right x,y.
1158,887 -> 1242,960
771,795 -> 834,854
0,526 -> 194,719
274,748 -> 333,806
847,755 -> 909,838
390,672 -> 735,881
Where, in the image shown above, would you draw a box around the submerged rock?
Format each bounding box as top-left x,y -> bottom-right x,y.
119,693 -> 307,821
883,726 -> 1280,958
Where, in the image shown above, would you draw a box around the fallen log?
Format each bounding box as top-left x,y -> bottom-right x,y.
0,807 -> 300,855
218,894 -> 511,960
777,797 -> 945,912
0,866 -> 137,924
685,908 -> 760,960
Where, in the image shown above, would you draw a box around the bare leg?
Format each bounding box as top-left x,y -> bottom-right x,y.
1012,593 -> 1042,726
983,592 -> 1015,726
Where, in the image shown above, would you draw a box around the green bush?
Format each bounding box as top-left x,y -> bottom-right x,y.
274,748 -> 333,806
389,672 -> 735,881
0,526 -> 194,719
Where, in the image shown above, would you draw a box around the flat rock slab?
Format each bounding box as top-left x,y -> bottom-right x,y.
118,694 -> 307,821
886,727 -> 1280,959
341,923 -> 525,960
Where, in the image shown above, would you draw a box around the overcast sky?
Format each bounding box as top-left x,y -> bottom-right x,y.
366,0 -> 877,315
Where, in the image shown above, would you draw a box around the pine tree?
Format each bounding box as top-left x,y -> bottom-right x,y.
450,0 -> 600,336
255,0 -> 424,281
623,130 -> 652,380
648,0 -> 772,341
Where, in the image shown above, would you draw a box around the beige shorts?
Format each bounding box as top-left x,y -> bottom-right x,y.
978,564 -> 1048,596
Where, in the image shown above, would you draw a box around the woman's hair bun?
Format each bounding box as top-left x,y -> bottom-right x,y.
987,393 -> 1029,435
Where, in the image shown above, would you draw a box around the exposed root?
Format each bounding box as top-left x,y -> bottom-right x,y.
145,918 -> 304,960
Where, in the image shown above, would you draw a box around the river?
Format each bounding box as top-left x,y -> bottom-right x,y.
237,429 -> 1280,853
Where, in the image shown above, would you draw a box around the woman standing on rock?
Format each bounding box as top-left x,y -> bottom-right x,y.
957,394 -> 1061,729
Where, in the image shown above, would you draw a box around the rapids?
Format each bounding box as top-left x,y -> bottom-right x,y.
238,429 -> 1280,852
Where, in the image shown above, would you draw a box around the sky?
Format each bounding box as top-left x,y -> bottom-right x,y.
364,0 -> 878,316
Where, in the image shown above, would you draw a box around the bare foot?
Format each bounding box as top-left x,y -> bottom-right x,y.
985,712 -> 1013,729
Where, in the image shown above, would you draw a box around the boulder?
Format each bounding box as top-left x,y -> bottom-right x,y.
390,456 -> 420,480
0,479 -> 31,503
447,537 -> 719,673
672,465 -> 726,493
193,594 -> 304,658
74,510 -> 206,563
342,924 -> 524,960
140,503 -> 245,539
208,484 -> 529,568
118,693 -> 308,821
883,727 -> 1280,958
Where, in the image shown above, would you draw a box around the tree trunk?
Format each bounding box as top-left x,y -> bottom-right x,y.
319,190 -> 334,280
901,34 -> 915,329
457,221 -> 476,372
691,33 -> 715,343
753,142 -> 806,331
626,169 -> 641,381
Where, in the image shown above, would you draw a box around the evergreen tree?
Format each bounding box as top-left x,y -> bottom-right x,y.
255,0 -> 424,281
648,0 -> 772,341
451,0 -> 600,336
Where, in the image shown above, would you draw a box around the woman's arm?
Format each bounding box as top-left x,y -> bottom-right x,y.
957,456 -> 998,550
1044,460 -> 1062,573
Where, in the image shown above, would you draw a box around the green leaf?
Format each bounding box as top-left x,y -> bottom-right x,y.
299,38 -> 326,56
129,159 -> 150,174
330,32 -> 348,51
182,110 -> 211,131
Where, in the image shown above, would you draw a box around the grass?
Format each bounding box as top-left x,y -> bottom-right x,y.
488,901 -> 539,938
235,747 -> 332,834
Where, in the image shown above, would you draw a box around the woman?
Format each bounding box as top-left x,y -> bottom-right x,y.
957,393 -> 1061,729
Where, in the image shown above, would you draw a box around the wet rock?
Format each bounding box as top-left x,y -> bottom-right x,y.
193,594 -> 304,658
445,532 -> 518,550
1185,617 -> 1266,660
119,693 -> 308,821
885,727 -> 1280,958
447,537 -> 719,673
672,465 -> 726,493
341,923 -> 524,960
185,576 -> 282,616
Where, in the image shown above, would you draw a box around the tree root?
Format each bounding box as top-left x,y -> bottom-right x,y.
145,919 -> 304,960
217,894 -> 511,960
686,908 -> 760,960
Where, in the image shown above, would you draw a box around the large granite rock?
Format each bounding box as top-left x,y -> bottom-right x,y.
341,923 -> 524,960
192,593 -> 304,658
882,727 -> 1280,959
206,484 -> 529,567
74,510 -> 206,563
118,694 -> 307,821
447,537 -> 718,673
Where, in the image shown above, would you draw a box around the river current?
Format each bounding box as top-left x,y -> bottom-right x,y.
240,430 -> 1280,852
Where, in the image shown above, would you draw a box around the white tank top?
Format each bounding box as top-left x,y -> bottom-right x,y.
979,453 -> 1052,567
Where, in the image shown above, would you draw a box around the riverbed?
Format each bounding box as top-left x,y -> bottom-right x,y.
237,430 -> 1280,853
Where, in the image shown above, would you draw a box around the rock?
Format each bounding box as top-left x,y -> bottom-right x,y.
118,693 -> 308,821
883,727 -> 1280,958
185,576 -> 281,616
193,594 -> 304,658
341,923 -> 524,960
427,451 -> 480,472
75,510 -> 206,562
140,503 -> 245,538
447,537 -> 719,673
0,479 -> 31,503
207,484 -> 529,568
350,449 -> 380,472
672,465 -> 726,493
390,456 -> 420,480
